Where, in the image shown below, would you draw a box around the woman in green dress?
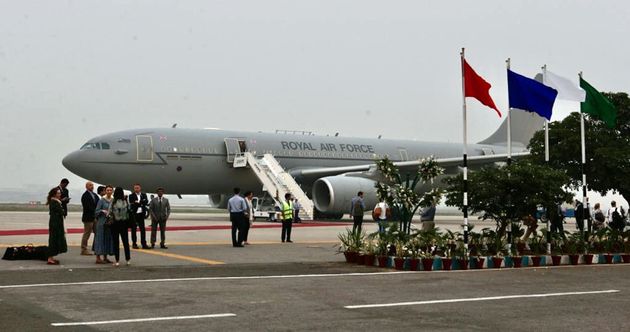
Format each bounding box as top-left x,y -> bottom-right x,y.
47,188 -> 68,265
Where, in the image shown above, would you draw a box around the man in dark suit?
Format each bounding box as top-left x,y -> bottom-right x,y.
128,183 -> 150,249
80,181 -> 100,255
149,187 -> 171,249
57,178 -> 70,218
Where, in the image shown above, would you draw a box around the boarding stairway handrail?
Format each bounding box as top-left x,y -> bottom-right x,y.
244,152 -> 314,220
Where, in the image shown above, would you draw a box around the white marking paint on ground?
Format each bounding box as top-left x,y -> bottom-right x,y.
51,313 -> 236,327
344,289 -> 620,309
0,271 -> 416,289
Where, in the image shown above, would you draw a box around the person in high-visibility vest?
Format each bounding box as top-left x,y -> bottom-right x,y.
281,193 -> 294,243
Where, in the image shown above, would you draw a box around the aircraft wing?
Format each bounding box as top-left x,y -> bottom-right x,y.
290,152 -> 529,179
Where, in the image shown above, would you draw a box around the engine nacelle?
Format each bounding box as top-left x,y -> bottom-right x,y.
312,176 -> 378,214
208,194 -> 228,209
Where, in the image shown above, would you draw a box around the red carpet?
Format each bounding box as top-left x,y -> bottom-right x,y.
0,222 -> 352,236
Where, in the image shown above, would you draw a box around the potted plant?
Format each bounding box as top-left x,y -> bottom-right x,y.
363,238 -> 376,267
603,228 -> 624,264
337,228 -> 363,263
562,232 -> 582,265
415,228 -> 441,271
394,239 -> 407,270
528,234 -> 546,267
623,241 -> 630,264
438,229 -> 460,270
407,238 -> 421,271
550,234 -> 563,266
452,242 -> 468,270
509,245 -> 523,268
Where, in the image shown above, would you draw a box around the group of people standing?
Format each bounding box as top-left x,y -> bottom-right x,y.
228,188 -> 297,247
46,178 -> 171,267
537,199 -> 628,239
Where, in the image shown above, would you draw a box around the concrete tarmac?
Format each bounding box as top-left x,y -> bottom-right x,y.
1,211 -> 613,332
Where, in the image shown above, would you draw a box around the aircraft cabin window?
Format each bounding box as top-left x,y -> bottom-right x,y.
100,143 -> 110,150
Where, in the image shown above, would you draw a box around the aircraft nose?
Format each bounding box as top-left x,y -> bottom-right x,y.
62,150 -> 81,173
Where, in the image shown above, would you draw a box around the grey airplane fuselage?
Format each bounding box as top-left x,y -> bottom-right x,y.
62,128 -> 507,196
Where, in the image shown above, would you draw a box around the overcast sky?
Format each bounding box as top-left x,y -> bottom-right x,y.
1,1 -> 629,192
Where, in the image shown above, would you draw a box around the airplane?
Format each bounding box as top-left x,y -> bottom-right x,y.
62,110 -> 543,219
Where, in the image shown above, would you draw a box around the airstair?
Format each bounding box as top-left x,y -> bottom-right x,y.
243,152 -> 315,220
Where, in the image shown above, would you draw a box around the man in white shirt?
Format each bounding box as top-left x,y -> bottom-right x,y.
373,200 -> 390,233
128,184 -> 150,249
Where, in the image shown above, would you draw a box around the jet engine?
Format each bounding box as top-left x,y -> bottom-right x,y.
208,194 -> 228,209
312,176 -> 378,214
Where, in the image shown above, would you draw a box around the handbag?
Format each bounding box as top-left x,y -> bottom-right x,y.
105,214 -> 114,227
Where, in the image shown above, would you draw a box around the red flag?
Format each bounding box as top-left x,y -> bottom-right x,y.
463,59 -> 501,117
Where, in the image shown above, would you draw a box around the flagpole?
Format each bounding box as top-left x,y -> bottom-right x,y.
542,65 -> 551,255
460,48 -> 469,259
505,58 -> 512,253
579,71 -> 589,237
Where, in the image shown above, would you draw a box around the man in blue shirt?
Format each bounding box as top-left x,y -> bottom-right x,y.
227,187 -> 248,247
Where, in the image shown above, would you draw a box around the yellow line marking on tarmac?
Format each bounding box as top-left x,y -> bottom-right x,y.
132,248 -> 224,265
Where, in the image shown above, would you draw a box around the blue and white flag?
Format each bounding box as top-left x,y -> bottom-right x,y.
508,69 -> 558,120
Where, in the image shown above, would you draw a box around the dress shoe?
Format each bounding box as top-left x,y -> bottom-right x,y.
151,244 -> 155,249
132,244 -> 139,249
233,244 -> 244,247
141,245 -> 151,249
160,245 -> 168,249
286,240 -> 293,243
80,251 -> 93,256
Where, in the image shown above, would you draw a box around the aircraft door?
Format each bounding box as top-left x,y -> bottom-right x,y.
224,138 -> 247,163
398,148 -> 408,161
136,135 -> 154,162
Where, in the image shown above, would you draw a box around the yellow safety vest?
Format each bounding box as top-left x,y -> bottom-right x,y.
282,201 -> 293,220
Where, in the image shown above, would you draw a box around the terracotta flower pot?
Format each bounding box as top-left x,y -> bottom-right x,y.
569,254 -> 580,265
475,257 -> 485,269
344,251 -> 358,263
394,257 -> 405,270
583,254 -> 594,265
364,254 -> 375,267
356,254 -> 366,265
457,258 -> 468,270
442,258 -> 452,271
491,257 -> 503,269
604,254 -> 614,264
377,256 -> 388,268
551,255 -> 562,266
409,258 -> 420,271
512,256 -> 523,268
622,254 -> 630,264
531,256 -> 542,267
421,258 -> 433,271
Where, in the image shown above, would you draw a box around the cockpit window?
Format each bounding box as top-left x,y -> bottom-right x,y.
81,142 -> 99,150
80,142 -> 111,150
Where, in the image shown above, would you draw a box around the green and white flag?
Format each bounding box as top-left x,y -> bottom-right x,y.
580,77 -> 616,128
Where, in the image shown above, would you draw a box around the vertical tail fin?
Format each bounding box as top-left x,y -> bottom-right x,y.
478,73 -> 546,148
478,109 -> 545,148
